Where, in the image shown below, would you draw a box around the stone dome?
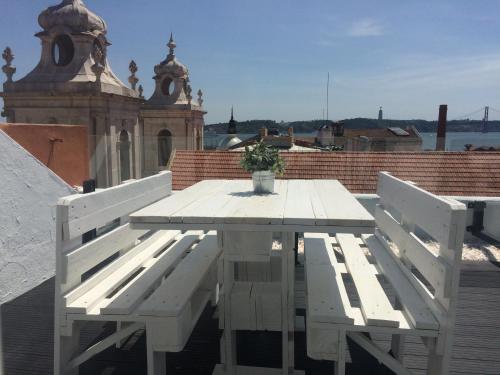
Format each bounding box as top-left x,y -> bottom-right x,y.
217,135 -> 242,150
38,0 -> 107,34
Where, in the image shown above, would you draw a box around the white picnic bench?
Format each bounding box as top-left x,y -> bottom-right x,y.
304,172 -> 467,374
54,172 -> 221,375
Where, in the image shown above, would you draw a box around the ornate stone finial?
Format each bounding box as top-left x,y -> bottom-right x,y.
128,60 -> 139,90
138,84 -> 144,99
91,41 -> 105,83
167,32 -> 176,62
184,76 -> 192,104
197,89 -> 203,106
2,47 -> 16,83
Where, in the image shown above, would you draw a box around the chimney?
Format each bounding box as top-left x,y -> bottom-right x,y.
259,127 -> 268,138
287,127 -> 294,137
334,122 -> 344,137
435,104 -> 447,151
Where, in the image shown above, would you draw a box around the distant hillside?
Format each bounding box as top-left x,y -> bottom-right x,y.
205,118 -> 500,134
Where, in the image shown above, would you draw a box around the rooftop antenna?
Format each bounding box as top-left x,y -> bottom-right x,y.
326,72 -> 330,122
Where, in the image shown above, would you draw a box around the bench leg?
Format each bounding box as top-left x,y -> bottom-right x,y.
427,336 -> 451,375
281,232 -> 295,375
54,320 -> 81,375
390,299 -> 405,360
222,257 -> 237,373
334,330 -> 346,375
146,335 -> 166,375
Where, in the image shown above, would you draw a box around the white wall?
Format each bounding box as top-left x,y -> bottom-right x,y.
0,130 -> 75,305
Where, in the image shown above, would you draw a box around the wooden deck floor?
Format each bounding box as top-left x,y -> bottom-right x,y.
2,267 -> 500,374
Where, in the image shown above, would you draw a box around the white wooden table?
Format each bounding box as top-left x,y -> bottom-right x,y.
130,179 -> 375,374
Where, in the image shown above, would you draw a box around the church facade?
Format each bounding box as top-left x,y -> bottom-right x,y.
0,0 -> 205,187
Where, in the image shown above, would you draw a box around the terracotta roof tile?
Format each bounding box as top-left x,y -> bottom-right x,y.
170,151 -> 500,196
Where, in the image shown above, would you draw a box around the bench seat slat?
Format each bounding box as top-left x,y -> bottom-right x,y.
362,234 -> 439,331
65,230 -> 187,313
138,233 -> 220,317
336,233 -> 400,328
304,233 -> 354,325
100,232 -> 205,315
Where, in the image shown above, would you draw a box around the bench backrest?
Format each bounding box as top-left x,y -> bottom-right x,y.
55,172 -> 172,294
374,172 -> 466,323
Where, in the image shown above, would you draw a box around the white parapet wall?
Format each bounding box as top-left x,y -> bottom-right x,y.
0,130 -> 75,305
354,193 -> 500,242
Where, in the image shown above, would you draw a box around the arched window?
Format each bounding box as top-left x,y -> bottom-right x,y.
158,129 -> 172,166
119,130 -> 131,181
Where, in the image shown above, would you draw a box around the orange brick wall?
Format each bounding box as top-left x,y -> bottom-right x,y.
0,123 -> 89,186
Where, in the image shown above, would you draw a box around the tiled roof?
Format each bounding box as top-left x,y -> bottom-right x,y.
171,150 -> 500,196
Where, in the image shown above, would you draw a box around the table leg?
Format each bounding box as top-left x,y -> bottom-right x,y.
282,232 -> 295,374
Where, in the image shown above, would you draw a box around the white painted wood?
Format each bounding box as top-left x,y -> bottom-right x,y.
375,205 -> 451,298
64,230 -> 182,312
131,221 -> 374,235
363,234 -> 439,330
60,172 -> 172,239
138,233 -> 220,317
221,231 -> 273,261
170,180 -> 237,224
336,233 -> 400,328
130,179 -> 375,231
100,233 -> 201,315
68,322 -> 143,369
130,179 -> 221,224
335,329 -> 346,375
282,180 -> 317,225
253,281 -> 282,331
306,324 -> 339,360
230,282 -> 256,330
313,179 -> 374,227
63,223 -> 148,284
347,332 -> 412,375
304,233 -> 354,324
55,175 -> 226,375
377,172 -> 463,246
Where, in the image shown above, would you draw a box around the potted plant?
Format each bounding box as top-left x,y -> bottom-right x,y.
240,141 -> 285,194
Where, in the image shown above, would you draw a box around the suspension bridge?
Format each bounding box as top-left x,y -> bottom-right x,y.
450,106 -> 500,133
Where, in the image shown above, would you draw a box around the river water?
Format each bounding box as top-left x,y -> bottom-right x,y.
205,132 -> 500,151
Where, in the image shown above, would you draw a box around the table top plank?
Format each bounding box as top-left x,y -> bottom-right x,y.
130,179 -> 375,230
313,180 -> 374,227
170,180 -> 240,224
283,180 -> 317,225
218,180 -> 288,225
130,180 -> 215,224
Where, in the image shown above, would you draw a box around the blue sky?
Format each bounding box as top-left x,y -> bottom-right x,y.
1,0 -> 500,123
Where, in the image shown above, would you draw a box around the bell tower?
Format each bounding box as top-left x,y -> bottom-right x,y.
1,0 -> 143,187
141,34 -> 206,177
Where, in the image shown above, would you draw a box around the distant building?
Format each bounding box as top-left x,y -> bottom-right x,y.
1,0 -> 205,187
316,121 -> 422,151
141,33 -> 206,176
229,127 -> 319,152
228,107 -> 237,134
217,108 -> 242,150
378,106 -> 383,121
